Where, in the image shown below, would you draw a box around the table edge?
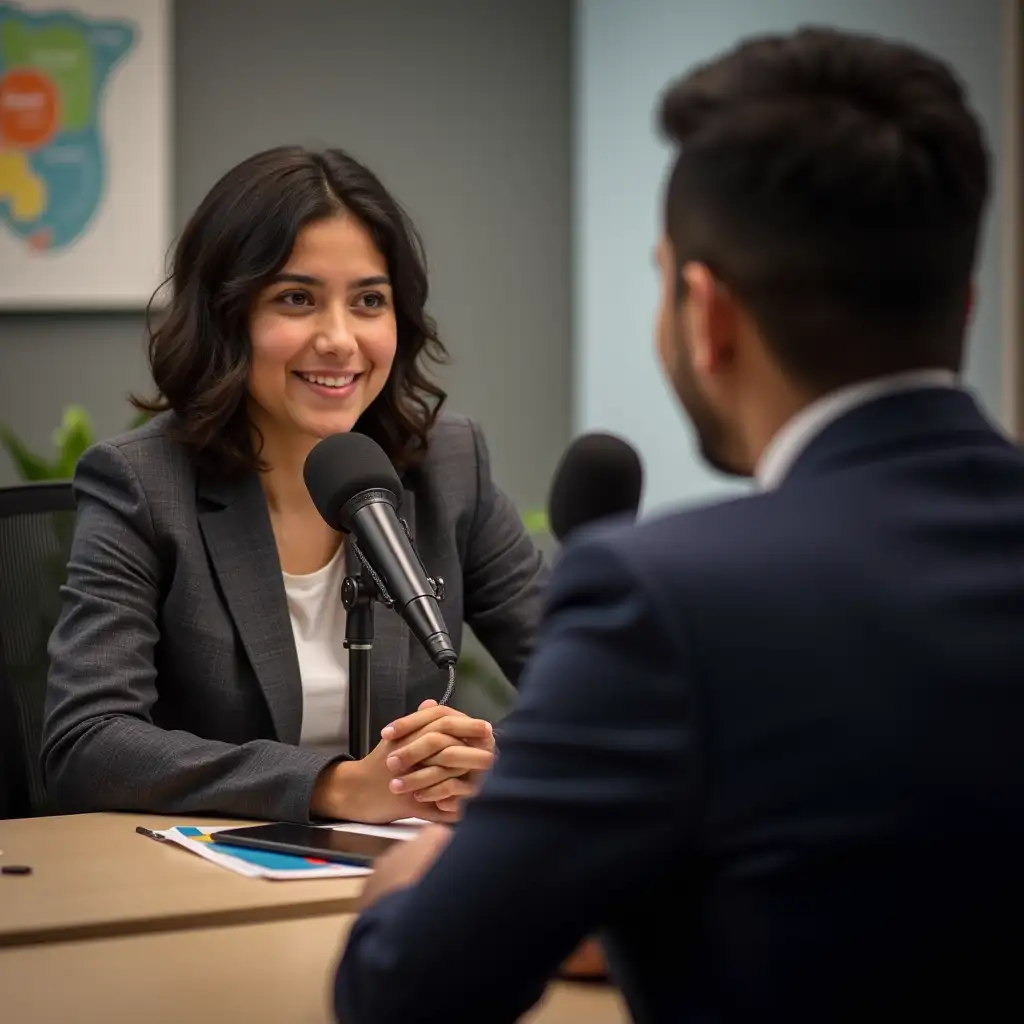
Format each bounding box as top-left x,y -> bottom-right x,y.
0,892 -> 360,950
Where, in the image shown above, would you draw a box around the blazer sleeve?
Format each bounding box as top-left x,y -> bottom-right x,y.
461,421 -> 549,685
334,532 -> 698,1024
41,442 -> 341,823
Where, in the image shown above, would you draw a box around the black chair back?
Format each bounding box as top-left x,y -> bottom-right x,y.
0,482 -> 76,818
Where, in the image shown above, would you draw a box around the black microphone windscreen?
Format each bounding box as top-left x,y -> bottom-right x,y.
547,432 -> 643,542
303,433 -> 402,531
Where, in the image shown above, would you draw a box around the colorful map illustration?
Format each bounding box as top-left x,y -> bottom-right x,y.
0,2 -> 135,253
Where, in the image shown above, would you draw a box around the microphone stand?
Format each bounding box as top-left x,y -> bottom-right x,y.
341,571 -> 386,761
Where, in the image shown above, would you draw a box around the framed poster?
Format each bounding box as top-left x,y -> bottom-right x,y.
0,0 -> 170,310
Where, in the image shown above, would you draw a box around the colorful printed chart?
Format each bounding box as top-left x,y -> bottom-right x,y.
0,1 -> 135,252
0,1 -> 169,310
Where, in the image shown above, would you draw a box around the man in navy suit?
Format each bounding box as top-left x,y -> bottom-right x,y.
334,27 -> 1024,1023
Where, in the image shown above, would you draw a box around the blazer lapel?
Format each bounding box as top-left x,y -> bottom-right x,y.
197,470 -> 303,744
344,485 -> 415,739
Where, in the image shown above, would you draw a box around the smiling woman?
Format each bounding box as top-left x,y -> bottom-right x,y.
247,220 -> 397,459
40,147 -> 549,826
133,148 -> 445,481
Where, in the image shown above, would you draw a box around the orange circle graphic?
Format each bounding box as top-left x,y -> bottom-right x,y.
0,68 -> 59,149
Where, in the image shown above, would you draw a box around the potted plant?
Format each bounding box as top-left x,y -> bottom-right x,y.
0,405 -> 98,482
0,406 -> 153,482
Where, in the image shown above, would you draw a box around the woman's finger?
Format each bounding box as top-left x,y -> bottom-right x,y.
414,776 -> 477,804
389,763 -> 463,795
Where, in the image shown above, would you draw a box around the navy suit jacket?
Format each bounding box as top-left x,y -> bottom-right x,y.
335,388 -> 1024,1023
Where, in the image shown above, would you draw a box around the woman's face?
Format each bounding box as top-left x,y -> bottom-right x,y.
247,214 -> 397,458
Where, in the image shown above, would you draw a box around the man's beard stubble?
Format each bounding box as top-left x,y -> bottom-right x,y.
666,322 -> 750,479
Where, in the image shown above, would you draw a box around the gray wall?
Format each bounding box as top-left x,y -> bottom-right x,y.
0,0 -> 573,510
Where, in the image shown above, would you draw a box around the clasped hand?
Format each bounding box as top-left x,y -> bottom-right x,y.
382,699 -> 495,814
311,700 -> 495,823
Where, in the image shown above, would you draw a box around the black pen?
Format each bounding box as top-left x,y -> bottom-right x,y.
135,826 -> 167,842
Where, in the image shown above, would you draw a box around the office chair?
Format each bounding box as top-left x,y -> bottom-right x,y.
0,481 -> 76,818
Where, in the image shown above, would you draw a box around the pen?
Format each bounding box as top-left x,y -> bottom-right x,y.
135,826 -> 167,842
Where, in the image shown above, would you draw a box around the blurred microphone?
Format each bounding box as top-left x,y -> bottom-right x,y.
303,433 -> 458,669
548,432 -> 644,542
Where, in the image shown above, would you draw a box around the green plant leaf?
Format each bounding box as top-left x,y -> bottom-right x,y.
0,423 -> 58,480
53,405 -> 95,479
456,654 -> 486,677
521,508 -> 549,535
454,654 -> 504,691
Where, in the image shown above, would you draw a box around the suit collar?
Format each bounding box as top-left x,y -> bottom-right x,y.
757,371 -> 959,490
197,469 -> 303,742
781,385 -> 1008,487
195,464 -> 252,509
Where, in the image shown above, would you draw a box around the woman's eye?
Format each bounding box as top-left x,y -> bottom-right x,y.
357,291 -> 388,310
278,291 -> 312,307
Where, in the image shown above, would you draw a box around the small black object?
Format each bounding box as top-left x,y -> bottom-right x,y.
1,865 -> 32,875
135,826 -> 166,842
548,432 -> 644,542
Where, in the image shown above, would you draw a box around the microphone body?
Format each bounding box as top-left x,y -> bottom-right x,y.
304,434 -> 458,670
341,490 -> 457,668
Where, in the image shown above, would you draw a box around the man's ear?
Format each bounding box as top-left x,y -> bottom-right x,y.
681,262 -> 738,374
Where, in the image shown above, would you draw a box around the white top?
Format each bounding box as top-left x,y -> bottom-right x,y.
282,544 -> 349,755
755,369 -> 960,490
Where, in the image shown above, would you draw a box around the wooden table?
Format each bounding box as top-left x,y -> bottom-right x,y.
0,814 -> 630,1022
0,812 -> 365,948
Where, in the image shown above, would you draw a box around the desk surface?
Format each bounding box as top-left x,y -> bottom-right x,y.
0,814 -> 630,1021
0,812 -> 365,948
0,914 -> 630,1023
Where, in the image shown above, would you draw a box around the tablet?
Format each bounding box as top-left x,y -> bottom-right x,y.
213,822 -> 398,866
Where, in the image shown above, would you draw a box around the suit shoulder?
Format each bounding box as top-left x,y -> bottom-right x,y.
410,411 -> 481,490
100,411 -> 185,462
424,411 -> 477,456
572,488 -> 805,582
81,411 -> 198,503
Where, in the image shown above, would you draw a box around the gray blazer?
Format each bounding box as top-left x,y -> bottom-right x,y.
42,412 -> 548,823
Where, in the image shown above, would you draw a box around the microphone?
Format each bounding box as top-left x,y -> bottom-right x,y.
548,432 -> 644,542
303,433 -> 458,669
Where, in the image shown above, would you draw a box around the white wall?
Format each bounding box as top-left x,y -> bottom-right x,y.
575,0 -> 1009,513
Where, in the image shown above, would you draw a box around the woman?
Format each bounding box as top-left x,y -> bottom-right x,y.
42,146 -> 548,824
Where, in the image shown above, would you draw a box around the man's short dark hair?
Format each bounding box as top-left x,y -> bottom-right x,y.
659,27 -> 990,390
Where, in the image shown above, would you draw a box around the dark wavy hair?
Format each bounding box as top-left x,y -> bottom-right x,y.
134,146 -> 447,475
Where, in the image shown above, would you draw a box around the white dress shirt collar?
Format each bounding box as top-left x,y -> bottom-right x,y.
756,369 -> 960,491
